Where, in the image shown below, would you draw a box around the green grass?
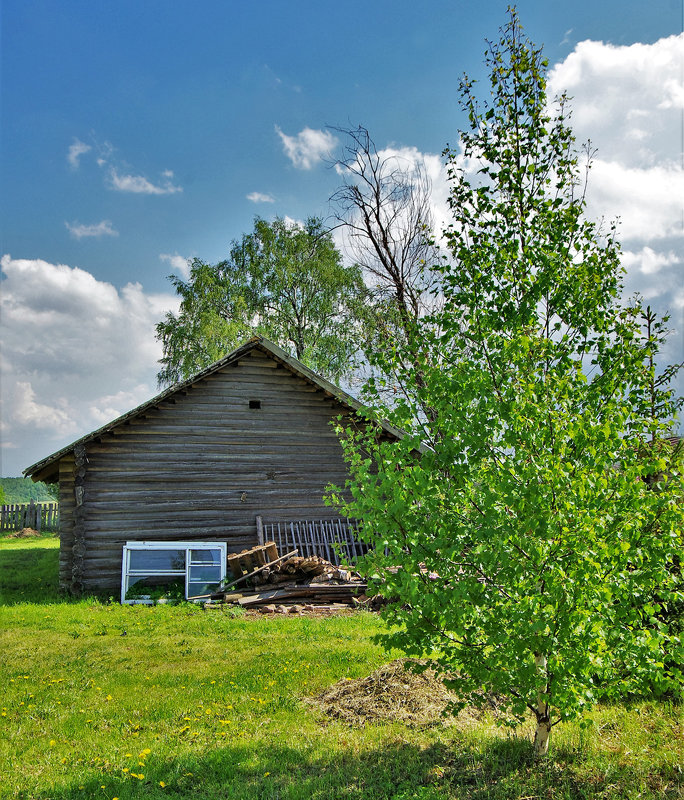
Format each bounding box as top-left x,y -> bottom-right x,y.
1,536 -> 682,800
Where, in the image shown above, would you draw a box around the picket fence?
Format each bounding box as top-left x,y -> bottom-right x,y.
259,517 -> 368,566
0,501 -> 59,533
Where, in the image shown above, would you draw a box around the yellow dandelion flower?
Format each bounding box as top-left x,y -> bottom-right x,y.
159,781 -> 166,787
106,694 -> 113,701
49,740 -> 56,747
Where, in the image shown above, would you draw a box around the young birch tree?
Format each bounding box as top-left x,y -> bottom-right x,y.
332,12 -> 683,756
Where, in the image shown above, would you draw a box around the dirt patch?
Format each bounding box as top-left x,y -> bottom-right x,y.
5,527 -> 41,538
308,658 -> 462,727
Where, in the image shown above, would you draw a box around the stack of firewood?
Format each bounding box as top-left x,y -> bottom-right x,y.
202,542 -> 367,610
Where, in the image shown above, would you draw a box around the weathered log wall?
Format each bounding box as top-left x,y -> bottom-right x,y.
56,350 -> 354,592
58,455 -> 75,590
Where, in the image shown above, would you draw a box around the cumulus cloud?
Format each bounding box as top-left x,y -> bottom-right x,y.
548,33 -> 684,402
108,167 -> 183,195
246,191 -> 275,203
620,247 -> 680,277
10,382 -> 75,431
67,138 -> 92,169
276,126 -> 338,169
548,34 -> 684,243
0,255 -> 179,475
65,220 -> 119,239
160,252 -> 191,279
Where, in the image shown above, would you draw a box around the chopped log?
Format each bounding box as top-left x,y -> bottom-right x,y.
219,549 -> 298,592
264,541 -> 278,562
187,549 -> 298,600
227,541 -> 281,578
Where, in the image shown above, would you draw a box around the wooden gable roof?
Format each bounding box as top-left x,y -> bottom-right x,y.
24,336 -> 405,483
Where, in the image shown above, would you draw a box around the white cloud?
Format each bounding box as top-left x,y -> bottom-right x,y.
548,35 -> 683,170
246,191 -> 275,203
378,145 -> 451,245
88,386 -> 151,425
547,33 -> 684,405
67,139 -> 92,169
621,247 -> 680,277
160,252 -> 191,279
65,219 -> 119,239
276,126 -> 338,169
108,167 -> 183,195
10,382 -> 76,432
584,159 -> 684,242
0,255 -> 179,476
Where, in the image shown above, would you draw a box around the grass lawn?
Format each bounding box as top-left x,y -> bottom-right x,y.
1,536 -> 682,800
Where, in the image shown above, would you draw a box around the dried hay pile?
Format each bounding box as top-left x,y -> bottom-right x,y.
6,528 -> 41,538
310,658 -> 460,727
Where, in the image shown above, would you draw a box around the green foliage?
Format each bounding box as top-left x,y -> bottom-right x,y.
0,477 -> 58,504
332,11 -> 684,750
156,216 -> 366,385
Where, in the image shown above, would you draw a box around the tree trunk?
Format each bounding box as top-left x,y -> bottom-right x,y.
533,652 -> 551,757
534,717 -> 551,756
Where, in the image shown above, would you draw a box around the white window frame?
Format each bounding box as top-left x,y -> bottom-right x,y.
121,541 -> 227,604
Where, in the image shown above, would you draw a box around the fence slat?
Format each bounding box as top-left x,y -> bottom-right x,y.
262,517 -> 362,566
0,502 -> 59,533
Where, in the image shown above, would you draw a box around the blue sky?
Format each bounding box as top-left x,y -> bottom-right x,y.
1,0 -> 683,475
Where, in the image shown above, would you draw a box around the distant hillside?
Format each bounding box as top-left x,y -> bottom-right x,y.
0,477 -> 58,504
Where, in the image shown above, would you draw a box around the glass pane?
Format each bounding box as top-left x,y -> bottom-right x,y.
190,549 -> 222,566
188,565 -> 221,582
187,581 -> 222,597
129,549 -> 185,572
125,575 -> 186,601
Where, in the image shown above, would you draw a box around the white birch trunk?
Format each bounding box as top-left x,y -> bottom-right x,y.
533,652 -> 551,757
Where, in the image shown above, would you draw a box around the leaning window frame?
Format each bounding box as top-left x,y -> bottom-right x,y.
121,541 -> 227,604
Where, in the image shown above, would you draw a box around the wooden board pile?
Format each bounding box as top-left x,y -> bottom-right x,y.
204,541 -> 367,612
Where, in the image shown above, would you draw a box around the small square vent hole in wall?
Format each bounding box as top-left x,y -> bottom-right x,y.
249,400 -> 261,409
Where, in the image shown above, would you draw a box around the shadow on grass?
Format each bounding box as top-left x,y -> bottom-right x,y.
25,733 -> 676,800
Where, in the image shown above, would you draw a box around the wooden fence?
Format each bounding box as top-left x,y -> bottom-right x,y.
0,501 -> 59,533
257,516 -> 368,566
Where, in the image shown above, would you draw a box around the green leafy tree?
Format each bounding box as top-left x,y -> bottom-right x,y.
331,12 -> 683,756
156,216 -> 366,385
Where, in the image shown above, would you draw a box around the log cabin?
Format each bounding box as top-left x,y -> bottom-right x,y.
24,336 -> 402,601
